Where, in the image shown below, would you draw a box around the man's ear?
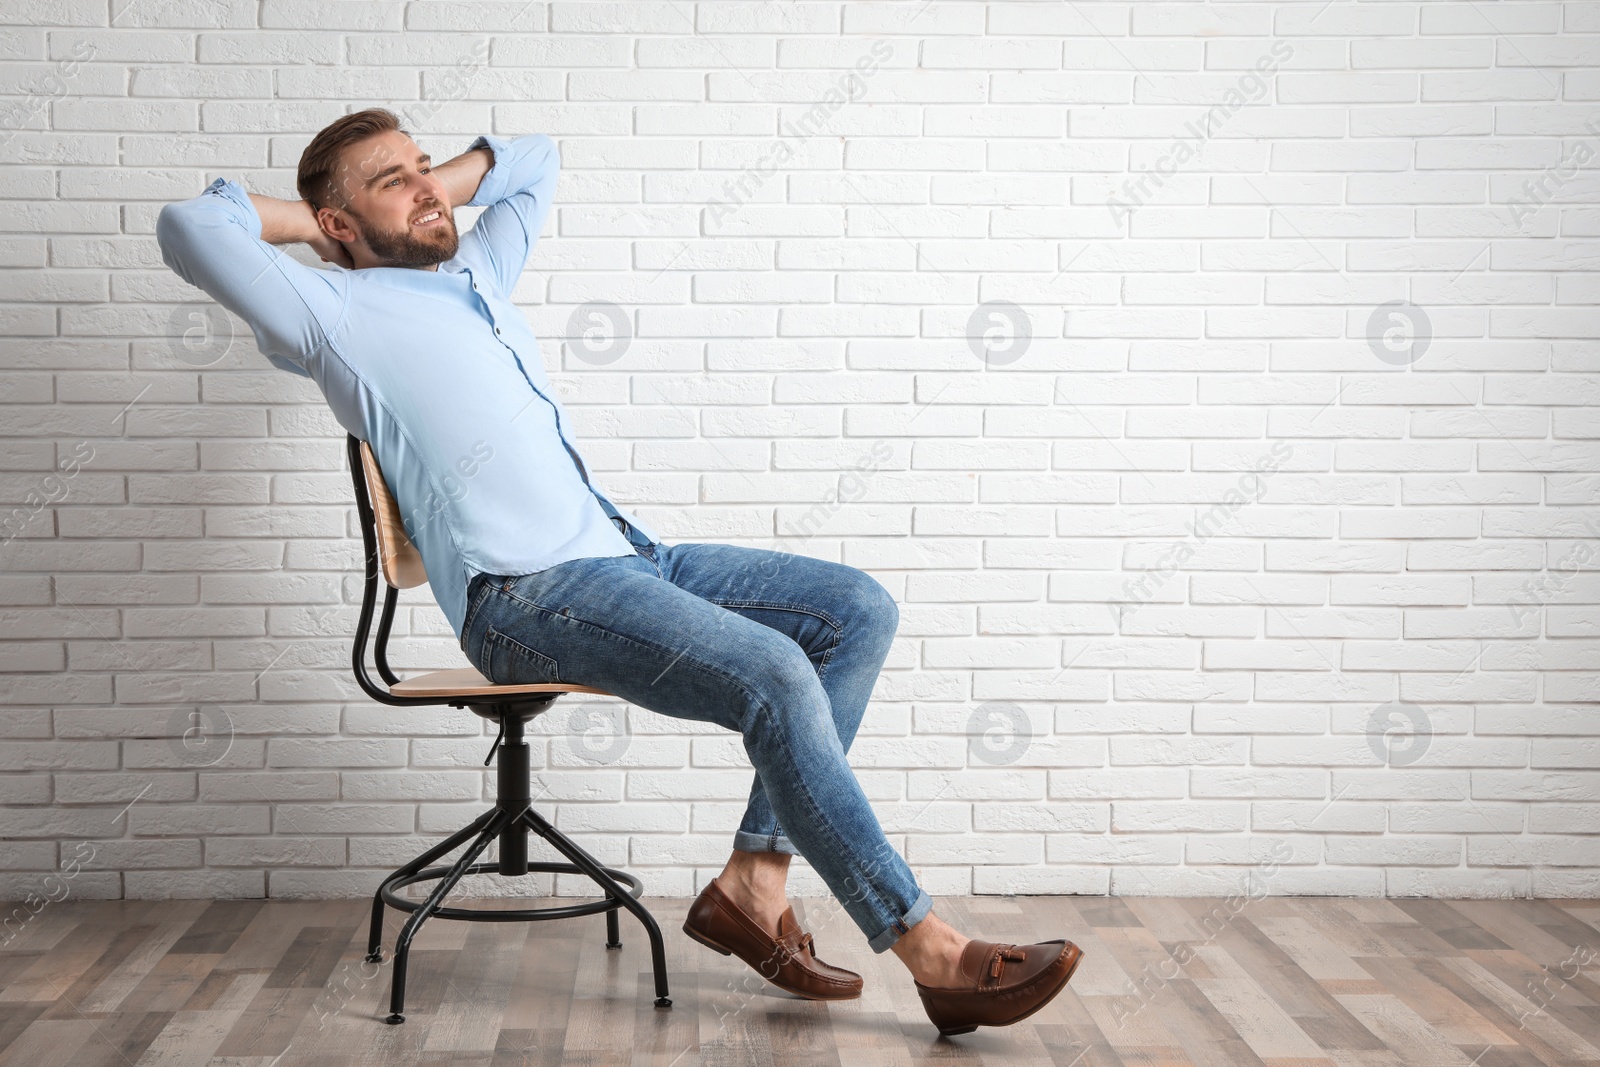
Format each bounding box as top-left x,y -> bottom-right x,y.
317,204 -> 359,247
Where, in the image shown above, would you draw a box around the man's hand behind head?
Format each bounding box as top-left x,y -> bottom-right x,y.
249,192 -> 353,270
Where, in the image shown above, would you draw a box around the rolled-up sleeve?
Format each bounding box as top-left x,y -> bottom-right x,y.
455,132 -> 560,297
156,177 -> 346,378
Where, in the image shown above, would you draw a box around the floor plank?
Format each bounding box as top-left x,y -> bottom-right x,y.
0,896 -> 1595,1066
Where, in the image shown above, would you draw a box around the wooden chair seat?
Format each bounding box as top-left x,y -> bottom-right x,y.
389,666 -> 611,699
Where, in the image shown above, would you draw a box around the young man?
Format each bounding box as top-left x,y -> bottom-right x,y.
155,107 -> 1082,1035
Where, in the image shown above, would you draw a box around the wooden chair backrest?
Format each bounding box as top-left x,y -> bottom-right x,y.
358,440 -> 429,590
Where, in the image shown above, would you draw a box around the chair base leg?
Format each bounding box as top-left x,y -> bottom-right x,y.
367,804 -> 672,1021
386,808 -> 509,1021
365,808 -> 497,965
522,807 -> 672,1007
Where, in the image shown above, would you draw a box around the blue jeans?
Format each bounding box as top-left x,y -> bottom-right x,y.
458,516 -> 932,952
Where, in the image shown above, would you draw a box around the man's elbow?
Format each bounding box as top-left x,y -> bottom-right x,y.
155,200 -> 200,280
525,132 -> 559,175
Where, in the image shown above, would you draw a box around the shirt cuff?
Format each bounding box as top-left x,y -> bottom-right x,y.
464,133 -> 513,208
201,176 -> 263,241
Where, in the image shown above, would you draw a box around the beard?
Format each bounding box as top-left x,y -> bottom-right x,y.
348,203 -> 459,269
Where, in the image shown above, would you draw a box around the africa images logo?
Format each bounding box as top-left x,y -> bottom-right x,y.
1106,40 -> 1294,224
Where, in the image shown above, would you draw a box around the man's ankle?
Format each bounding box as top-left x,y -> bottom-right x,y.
721,850 -> 789,889
713,861 -> 790,935
892,913 -> 970,987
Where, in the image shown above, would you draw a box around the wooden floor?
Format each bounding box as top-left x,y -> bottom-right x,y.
0,893 -> 1596,1066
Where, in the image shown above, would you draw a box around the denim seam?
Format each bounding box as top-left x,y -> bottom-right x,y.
489,581 -> 585,626
870,890 -> 931,953
732,829 -> 797,855
460,575 -> 494,651
706,598 -> 845,690
704,598 -> 843,631
813,626 -> 843,690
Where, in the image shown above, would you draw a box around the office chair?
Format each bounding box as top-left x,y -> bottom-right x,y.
344,433 -> 671,1024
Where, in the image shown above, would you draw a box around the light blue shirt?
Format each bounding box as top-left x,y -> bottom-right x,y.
156,132 -> 659,644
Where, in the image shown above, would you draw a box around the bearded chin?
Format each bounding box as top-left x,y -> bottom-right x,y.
357,216 -> 459,269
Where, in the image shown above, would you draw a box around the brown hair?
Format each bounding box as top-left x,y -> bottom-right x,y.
296,107 -> 409,211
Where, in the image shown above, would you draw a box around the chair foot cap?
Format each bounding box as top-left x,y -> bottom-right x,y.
385,1013 -> 405,1025
655,997 -> 672,1008
365,951 -> 383,964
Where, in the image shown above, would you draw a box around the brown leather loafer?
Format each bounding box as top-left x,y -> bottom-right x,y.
681,877 -> 863,1001
914,938 -> 1083,1036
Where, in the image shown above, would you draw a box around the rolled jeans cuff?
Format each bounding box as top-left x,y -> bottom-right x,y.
866,888 -> 932,954
732,829 -> 801,857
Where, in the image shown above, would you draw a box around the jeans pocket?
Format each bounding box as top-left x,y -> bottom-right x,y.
483,624 -> 563,685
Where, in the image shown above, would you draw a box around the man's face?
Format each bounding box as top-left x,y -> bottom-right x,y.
323,129 -> 458,270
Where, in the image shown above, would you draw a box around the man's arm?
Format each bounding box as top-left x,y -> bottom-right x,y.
451,133 -> 561,296
248,194 -> 350,268
434,144 -> 494,211
156,178 -> 347,378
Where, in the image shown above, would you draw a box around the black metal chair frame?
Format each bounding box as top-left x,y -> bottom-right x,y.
345,433 -> 671,1024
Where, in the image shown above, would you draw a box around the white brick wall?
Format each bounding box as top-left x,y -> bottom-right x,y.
1,1 -> 1597,903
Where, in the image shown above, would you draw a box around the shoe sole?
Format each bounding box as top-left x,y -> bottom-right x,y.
681,920 -> 863,1002
932,943 -> 1086,1037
